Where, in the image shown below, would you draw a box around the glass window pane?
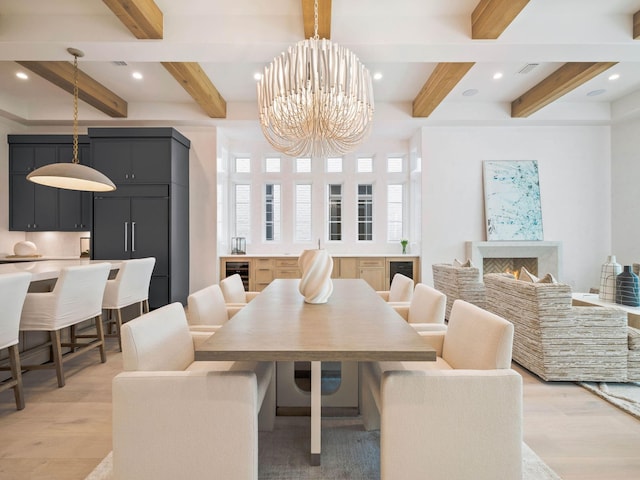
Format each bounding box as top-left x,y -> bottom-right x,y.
295,184 -> 312,242
235,184 -> 250,239
357,157 -> 373,173
265,157 -> 280,172
265,183 -> 280,241
296,158 -> 311,173
235,157 -> 251,173
387,184 -> 403,242
358,183 -> 373,241
328,184 -> 342,241
327,157 -> 342,173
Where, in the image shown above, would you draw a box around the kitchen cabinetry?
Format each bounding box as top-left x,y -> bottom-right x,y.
220,255 -> 419,292
8,135 -> 91,231
90,128 -> 190,308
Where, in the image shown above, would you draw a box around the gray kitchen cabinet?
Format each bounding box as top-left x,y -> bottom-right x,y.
89,128 -> 190,308
8,135 -> 90,231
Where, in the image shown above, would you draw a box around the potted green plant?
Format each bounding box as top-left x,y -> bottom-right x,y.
400,239 -> 409,255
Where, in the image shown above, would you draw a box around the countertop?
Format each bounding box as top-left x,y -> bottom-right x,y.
220,253 -> 419,258
0,259 -> 121,282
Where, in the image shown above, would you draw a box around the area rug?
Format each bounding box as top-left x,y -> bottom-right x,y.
86,417 -> 561,480
578,381 -> 640,420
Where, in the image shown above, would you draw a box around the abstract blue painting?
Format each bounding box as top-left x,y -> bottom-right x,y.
483,160 -> 543,241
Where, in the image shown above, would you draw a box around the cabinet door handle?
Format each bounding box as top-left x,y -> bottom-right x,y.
131,173 -> 135,180
131,222 -> 136,252
124,222 -> 128,252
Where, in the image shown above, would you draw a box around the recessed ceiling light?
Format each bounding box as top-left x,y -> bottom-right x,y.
608,73 -> 620,81
587,89 -> 606,97
254,72 -> 263,81
132,71 -> 143,80
373,72 -> 383,80
462,89 -> 479,97
493,72 -> 503,80
16,72 -> 28,80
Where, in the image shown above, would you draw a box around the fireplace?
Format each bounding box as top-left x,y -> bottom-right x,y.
466,241 -> 562,279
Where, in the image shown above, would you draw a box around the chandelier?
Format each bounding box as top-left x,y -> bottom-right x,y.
27,48 -> 116,192
256,0 -> 374,158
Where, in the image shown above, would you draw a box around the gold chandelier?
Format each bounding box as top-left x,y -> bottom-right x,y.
27,48 -> 116,192
256,0 -> 374,158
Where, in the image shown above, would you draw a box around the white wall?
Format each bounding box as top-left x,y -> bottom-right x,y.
612,119 -> 640,267
420,125 -> 612,292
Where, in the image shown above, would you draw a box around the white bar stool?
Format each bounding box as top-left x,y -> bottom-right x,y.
0,272 -> 32,410
19,263 -> 111,388
102,257 -> 156,351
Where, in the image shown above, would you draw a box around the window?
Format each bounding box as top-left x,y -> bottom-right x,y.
358,184 -> 373,241
265,157 -> 280,173
265,184 -> 281,241
357,157 -> 373,173
387,184 -> 403,241
387,157 -> 403,173
295,184 -> 312,242
328,184 -> 342,241
234,184 -> 251,239
296,158 -> 311,173
235,157 -> 251,173
327,157 -> 342,173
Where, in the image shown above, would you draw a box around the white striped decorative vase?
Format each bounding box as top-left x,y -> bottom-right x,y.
298,249 -> 334,304
599,255 -> 622,302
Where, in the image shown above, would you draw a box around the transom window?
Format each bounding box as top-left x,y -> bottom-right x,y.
265,157 -> 280,173
387,157 -> 403,173
296,158 -> 311,173
235,157 -> 251,173
327,157 -> 343,173
357,157 -> 373,173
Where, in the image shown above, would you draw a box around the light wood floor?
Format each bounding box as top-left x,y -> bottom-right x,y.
1,339 -> 640,480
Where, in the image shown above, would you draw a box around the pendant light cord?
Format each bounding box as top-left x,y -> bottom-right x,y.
72,53 -> 79,165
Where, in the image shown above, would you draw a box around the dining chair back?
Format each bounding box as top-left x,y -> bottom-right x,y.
0,272 -> 32,409
19,263 -> 111,387
102,257 -> 156,351
187,284 -> 229,327
220,274 -> 259,304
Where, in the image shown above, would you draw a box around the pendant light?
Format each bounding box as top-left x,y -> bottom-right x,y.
27,48 -> 116,192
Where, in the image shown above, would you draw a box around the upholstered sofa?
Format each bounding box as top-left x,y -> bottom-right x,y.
112,303 -> 275,480
360,300 -> 522,480
431,263 -> 486,319
484,273 -> 640,382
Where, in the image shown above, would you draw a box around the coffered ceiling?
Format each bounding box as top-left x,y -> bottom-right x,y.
1,0 -> 640,140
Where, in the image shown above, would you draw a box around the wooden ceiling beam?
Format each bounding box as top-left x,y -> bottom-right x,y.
511,62 -> 617,118
102,0 -> 163,39
302,0 -> 331,39
472,0 -> 530,39
16,61 -> 128,118
633,10 -> 640,39
161,62 -> 227,118
412,63 -> 475,118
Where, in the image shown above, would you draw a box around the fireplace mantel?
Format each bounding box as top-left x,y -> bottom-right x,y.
466,241 -> 562,279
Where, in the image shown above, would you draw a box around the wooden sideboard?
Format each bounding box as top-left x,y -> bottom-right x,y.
220,255 -> 420,292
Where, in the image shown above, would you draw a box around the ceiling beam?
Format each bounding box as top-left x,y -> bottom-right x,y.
16,61 -> 128,118
161,62 -> 227,118
102,0 -> 163,39
634,10 -> 640,39
302,0 -> 331,39
511,62 -> 617,118
412,63 -> 475,118
472,0 -> 530,39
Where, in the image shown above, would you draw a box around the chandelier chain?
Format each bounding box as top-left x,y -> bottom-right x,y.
72,53 -> 79,165
313,0 -> 319,39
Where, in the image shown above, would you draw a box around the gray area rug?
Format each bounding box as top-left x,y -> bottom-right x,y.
579,381 -> 640,420
86,416 -> 561,480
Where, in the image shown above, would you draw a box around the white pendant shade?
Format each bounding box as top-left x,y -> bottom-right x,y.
27,162 -> 116,192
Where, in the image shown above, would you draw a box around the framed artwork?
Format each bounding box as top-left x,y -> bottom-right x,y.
483,160 -> 543,241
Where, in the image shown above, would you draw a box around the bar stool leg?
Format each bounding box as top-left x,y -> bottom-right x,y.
115,309 -> 123,352
8,344 -> 25,410
95,314 -> 106,363
50,330 -> 65,388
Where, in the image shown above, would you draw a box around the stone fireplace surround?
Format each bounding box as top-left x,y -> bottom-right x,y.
465,241 -> 562,280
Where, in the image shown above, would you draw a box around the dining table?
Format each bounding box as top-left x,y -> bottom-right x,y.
195,278 -> 436,465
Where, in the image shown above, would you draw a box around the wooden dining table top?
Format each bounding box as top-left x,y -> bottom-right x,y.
195,278 -> 436,362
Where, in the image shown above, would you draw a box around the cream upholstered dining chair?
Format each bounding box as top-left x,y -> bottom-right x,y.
360,299 -> 522,479
377,273 -> 414,303
112,302 -> 275,480
0,272 -> 32,410
102,257 -> 155,351
19,263 -> 111,388
187,284 -> 243,334
391,283 -> 447,332
220,273 -> 260,304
